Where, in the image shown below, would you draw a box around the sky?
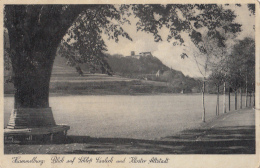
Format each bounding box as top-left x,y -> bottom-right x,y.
103,4 -> 255,77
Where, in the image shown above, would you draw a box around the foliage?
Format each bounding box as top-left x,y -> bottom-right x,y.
208,71 -> 225,86
4,4 -> 243,76
48,4 -> 243,76
208,37 -> 255,92
181,5 -> 241,78
227,37 -> 255,91
58,5 -> 132,75
247,4 -> 255,15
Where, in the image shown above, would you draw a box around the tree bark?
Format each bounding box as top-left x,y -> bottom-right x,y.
6,43 -> 58,128
235,89 -> 237,110
76,65 -> 84,76
7,24 -> 58,108
245,76 -> 248,107
253,91 -> 255,107
223,82 -> 226,113
229,87 -> 231,111
202,81 -> 206,122
240,87 -> 242,109
217,85 -> 219,115
5,5 -> 91,106
14,73 -> 51,108
4,5 -> 87,129
6,36 -> 58,127
249,92 -> 252,106
12,53 -> 55,108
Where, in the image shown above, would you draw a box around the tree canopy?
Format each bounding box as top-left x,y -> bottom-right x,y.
208,37 -> 255,93
228,37 -> 255,90
42,4 -> 244,74
4,4 -> 251,108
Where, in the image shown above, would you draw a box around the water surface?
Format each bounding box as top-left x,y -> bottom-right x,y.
4,94 -> 248,140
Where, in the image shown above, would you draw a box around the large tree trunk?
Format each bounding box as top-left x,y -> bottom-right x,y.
7,44 -> 57,128
12,52 -> 55,109
4,5 -> 81,129
14,75 -> 50,108
7,18 -> 59,109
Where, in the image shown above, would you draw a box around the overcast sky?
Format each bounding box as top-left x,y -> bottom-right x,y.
104,4 -> 255,77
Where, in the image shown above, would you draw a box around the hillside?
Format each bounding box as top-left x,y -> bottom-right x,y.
107,54 -> 201,93
53,53 -> 202,93
107,54 -> 170,76
5,53 -> 201,94
52,53 -> 78,75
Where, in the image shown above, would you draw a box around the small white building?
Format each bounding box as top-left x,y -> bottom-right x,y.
126,51 -> 152,59
139,52 -> 152,56
156,70 -> 163,77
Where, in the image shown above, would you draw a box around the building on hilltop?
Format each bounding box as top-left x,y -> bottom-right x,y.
126,51 -> 153,59
125,51 -> 140,59
139,52 -> 152,57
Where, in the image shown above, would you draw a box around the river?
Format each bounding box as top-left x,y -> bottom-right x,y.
4,94 -> 249,140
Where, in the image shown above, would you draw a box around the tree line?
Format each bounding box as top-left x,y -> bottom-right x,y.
208,37 -> 255,116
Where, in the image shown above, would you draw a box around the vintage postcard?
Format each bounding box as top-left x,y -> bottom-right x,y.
0,0 -> 259,167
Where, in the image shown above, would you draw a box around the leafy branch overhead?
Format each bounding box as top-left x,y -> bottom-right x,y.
5,4 -> 253,76
59,5 -> 132,75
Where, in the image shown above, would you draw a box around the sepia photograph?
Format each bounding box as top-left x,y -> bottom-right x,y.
1,0 -> 259,167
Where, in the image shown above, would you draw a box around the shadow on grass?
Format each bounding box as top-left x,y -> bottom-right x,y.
4,126 -> 255,154
64,126 -> 255,154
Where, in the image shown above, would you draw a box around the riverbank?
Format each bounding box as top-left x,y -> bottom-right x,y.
4,107 -> 255,154
4,73 -> 198,95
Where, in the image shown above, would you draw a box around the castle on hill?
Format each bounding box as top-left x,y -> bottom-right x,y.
126,51 -> 152,59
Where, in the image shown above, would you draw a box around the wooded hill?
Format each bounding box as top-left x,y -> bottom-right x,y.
53,53 -> 201,93
106,54 -> 201,93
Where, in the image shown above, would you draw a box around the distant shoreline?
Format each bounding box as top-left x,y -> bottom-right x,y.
4,92 -> 227,97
